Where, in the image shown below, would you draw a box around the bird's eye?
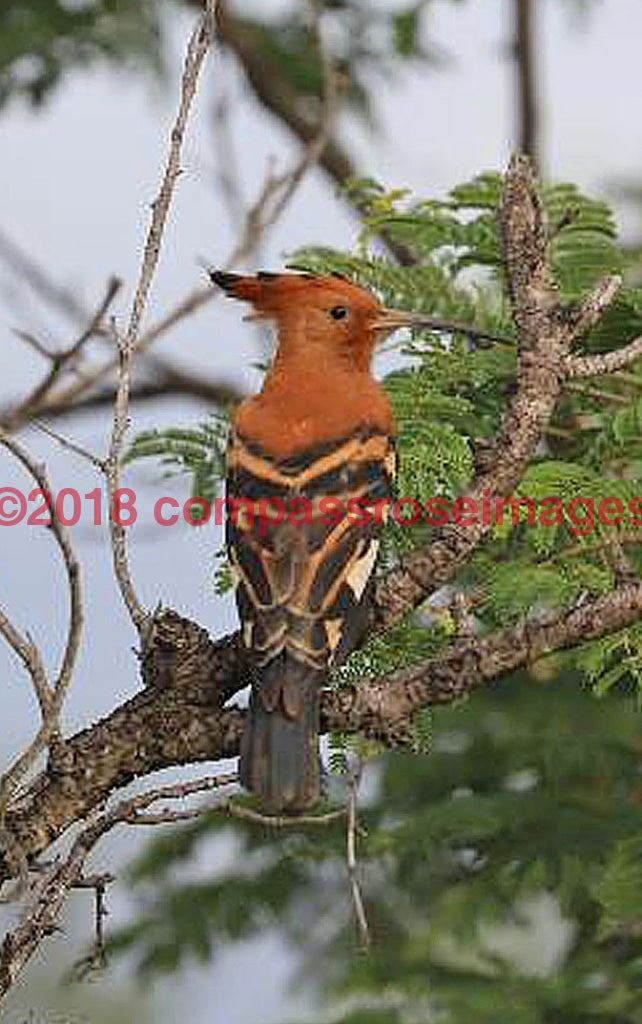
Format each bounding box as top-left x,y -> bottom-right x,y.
329,305 -> 348,321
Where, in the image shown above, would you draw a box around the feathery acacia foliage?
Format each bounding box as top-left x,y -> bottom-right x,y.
128,172 -> 642,691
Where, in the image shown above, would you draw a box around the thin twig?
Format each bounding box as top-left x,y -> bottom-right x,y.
30,419 -> 106,471
346,764 -> 370,949
131,802 -> 345,828
212,85 -> 245,229
0,225 -> 87,323
251,0 -> 339,232
3,277 -> 122,432
67,872 -> 114,977
12,329 -> 55,361
105,0 -> 217,633
0,610 -> 49,719
0,436 -> 85,699
0,432 -> 83,814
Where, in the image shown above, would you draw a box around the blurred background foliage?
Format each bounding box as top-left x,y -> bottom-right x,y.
109,673 -> 642,1023
0,0 -> 446,117
4,2 -> 642,1023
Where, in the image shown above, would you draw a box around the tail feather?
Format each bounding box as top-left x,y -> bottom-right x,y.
240,655 -> 321,813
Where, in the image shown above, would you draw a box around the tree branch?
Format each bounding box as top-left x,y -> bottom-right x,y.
3,576 -> 642,892
374,156 -> 622,628
106,0 -> 217,633
0,277 -> 122,432
564,332 -> 642,378
0,432 -> 83,815
513,0 -> 540,167
214,2 -> 417,266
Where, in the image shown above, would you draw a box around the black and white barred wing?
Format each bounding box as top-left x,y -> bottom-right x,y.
226,426 -> 396,685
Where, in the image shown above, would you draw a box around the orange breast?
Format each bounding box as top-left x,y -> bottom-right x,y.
234,368 -> 394,458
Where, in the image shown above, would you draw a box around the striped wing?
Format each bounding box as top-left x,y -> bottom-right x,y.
226,426 -> 395,694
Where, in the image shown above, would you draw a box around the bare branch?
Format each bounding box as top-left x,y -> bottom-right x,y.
513,0 -> 540,167
17,372 -> 241,424
2,276 -> 122,432
327,583 -> 642,742
374,156 -> 622,628
250,0 -> 340,234
205,0 -> 342,273
346,765 -> 370,949
106,1 -> 217,633
0,768 -> 234,998
565,334 -> 642,378
30,419 -> 106,471
0,225 -> 87,324
0,431 -> 83,812
0,609 -> 49,720
4,576 -> 642,891
0,252 -> 239,429
12,329 -> 56,362
6,440 -> 84,701
563,273 -> 622,338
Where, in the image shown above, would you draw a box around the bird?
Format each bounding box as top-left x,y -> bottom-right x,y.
210,269 -> 424,813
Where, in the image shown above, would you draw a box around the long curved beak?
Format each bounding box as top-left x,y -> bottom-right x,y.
371,308 -> 431,333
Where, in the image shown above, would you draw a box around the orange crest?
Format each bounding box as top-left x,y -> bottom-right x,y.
209,269 -> 381,319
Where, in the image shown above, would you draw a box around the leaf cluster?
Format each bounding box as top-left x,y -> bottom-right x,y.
0,0 -> 448,112
0,0 -> 162,107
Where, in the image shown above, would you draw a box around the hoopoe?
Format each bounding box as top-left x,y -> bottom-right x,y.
211,269 -> 422,812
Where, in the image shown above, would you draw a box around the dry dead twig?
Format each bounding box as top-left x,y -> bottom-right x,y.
0,431 -> 83,817
105,0 -> 218,633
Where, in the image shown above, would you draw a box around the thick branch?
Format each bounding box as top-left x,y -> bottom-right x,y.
325,583 -> 642,742
0,615 -> 244,887
3,579 -> 642,888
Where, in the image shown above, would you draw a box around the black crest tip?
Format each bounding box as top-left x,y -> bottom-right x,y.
208,269 -> 241,292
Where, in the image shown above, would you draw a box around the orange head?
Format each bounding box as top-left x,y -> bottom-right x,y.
210,269 -> 422,370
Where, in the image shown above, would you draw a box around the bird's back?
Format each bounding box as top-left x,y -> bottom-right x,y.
228,377 -> 395,811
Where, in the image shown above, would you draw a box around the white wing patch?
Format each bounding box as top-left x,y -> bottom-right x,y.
346,540 -> 379,602
385,447 -> 397,481
324,617 -> 345,653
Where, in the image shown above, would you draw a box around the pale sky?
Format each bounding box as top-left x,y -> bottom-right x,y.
1,1 -> 641,1021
